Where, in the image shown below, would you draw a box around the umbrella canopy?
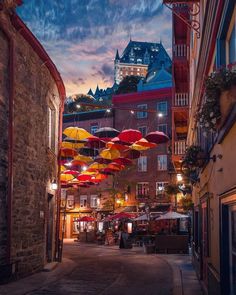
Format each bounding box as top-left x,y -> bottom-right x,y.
130,143 -> 150,151
61,148 -> 78,158
110,136 -> 130,145
145,131 -> 169,144
60,173 -> 75,182
77,216 -> 96,222
155,212 -> 189,220
107,163 -> 124,171
85,136 -> 106,149
61,141 -> 85,149
134,138 -> 157,148
63,170 -> 79,176
106,212 -> 134,221
133,214 -> 149,221
95,157 -> 112,164
87,162 -> 108,171
63,127 -> 92,140
95,127 -> 120,139
118,129 -> 142,143
74,154 -> 93,163
106,142 -> 129,152
100,148 -> 120,160
77,174 -> 93,182
113,157 -> 133,166
79,147 -> 99,157
70,159 -> 87,166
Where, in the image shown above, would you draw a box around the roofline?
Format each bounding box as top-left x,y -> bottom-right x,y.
63,109 -> 108,117
11,13 -> 66,101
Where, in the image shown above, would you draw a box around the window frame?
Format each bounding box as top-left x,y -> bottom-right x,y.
138,156 -> 147,172
90,195 -> 98,208
157,124 -> 168,135
137,104 -> 148,119
80,195 -> 87,208
157,101 -> 168,116
136,182 -> 149,198
157,154 -> 168,171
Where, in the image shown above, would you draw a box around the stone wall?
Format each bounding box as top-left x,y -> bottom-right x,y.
0,29 -> 9,265
0,10 -> 61,277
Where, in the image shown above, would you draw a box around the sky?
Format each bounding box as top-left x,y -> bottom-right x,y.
18,0 -> 172,96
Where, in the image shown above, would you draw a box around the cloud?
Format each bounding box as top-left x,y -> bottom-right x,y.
18,0 -> 172,95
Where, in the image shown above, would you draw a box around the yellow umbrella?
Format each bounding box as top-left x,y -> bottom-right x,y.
80,170 -> 97,175
60,173 -> 75,182
87,162 -> 108,171
63,127 -> 92,140
134,138 -> 157,148
61,141 -> 85,149
130,143 -> 150,151
60,165 -> 66,172
74,154 -> 93,163
100,148 -> 120,160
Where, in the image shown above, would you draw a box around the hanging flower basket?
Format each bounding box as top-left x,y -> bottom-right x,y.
165,184 -> 180,195
198,69 -> 236,132
182,145 -> 206,168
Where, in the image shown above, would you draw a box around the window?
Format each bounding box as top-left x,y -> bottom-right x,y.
48,106 -> 56,151
67,195 -> 75,209
90,124 -> 98,135
136,182 -> 149,197
156,182 -> 168,195
137,104 -> 147,119
229,23 -> 236,64
157,101 -> 168,116
157,124 -> 167,135
157,155 -> 168,171
90,195 -> 98,208
80,195 -> 87,208
138,156 -> 147,172
138,126 -> 147,136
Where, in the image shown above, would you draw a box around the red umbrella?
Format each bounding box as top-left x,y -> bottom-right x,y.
118,129 -> 142,143
63,170 -> 79,176
77,174 -> 93,182
110,137 -> 130,145
145,131 -> 169,144
85,136 -> 106,149
77,216 -> 96,222
113,157 -> 133,166
122,149 -> 141,159
95,157 -> 112,164
101,167 -> 119,173
61,148 -> 78,157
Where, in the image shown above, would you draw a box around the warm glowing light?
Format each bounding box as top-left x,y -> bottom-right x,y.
106,109 -> 111,113
177,174 -> 183,182
130,110 -> 134,114
125,193 -> 129,201
116,199 -> 121,204
76,104 -> 81,109
82,166 -> 87,171
65,162 -> 72,167
51,180 -> 58,190
158,112 -> 163,118
127,222 -> 132,233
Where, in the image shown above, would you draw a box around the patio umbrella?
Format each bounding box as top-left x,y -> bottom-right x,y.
106,212 -> 134,221
78,216 -> 96,222
145,131 -> 169,144
61,148 -> 78,158
113,157 -> 133,166
79,147 -> 99,157
155,212 -> 189,220
95,127 -> 120,139
118,129 -> 142,143
63,127 -> 92,140
100,148 -> 120,160
133,214 -> 149,221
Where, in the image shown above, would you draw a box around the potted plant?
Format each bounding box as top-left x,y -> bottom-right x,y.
198,69 -> 236,132
182,145 -> 206,168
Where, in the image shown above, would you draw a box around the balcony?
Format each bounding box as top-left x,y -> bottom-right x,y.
174,140 -> 186,155
173,44 -> 189,59
174,93 -> 189,107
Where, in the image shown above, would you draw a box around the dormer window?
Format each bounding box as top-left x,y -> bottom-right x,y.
137,58 -> 142,63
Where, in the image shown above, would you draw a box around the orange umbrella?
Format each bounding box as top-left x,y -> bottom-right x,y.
60,173 -> 75,182
113,157 -> 133,166
61,148 -> 78,157
87,162 -> 107,172
107,163 -> 125,171
74,154 -> 93,163
134,138 -> 157,148
106,142 -> 129,152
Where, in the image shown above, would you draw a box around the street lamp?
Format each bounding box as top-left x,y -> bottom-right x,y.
177,173 -> 183,182
158,112 -> 163,118
51,179 -> 58,190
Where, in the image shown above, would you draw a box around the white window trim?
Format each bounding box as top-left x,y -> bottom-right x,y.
137,104 -> 148,119
157,154 -> 168,171
90,195 -> 98,208
138,156 -> 147,172
157,101 -> 168,116
80,195 -> 87,208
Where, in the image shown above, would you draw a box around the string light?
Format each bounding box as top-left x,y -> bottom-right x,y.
130,110 -> 134,114
158,112 -> 163,118
106,109 -> 111,113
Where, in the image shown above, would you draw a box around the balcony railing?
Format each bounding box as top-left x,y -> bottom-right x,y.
173,44 -> 189,58
174,140 -> 186,155
174,93 -> 189,106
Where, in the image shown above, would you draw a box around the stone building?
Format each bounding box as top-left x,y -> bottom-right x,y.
0,1 -> 65,279
114,40 -> 172,84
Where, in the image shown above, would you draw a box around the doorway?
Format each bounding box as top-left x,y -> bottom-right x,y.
46,193 -> 54,262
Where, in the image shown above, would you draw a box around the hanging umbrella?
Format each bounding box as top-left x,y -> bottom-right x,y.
155,212 -> 189,220
70,159 -> 87,166
134,138 -> 157,148
130,143 -> 151,151
85,136 -> 106,149
145,131 -> 169,144
118,129 -> 142,143
61,141 -> 85,149
95,127 -> 120,139
100,148 -> 120,160
60,165 -> 66,172
77,174 -> 93,182
93,173 -> 108,180
87,162 -> 108,171
63,127 -> 92,140
60,173 -> 75,182
61,148 -> 78,158
79,147 -> 99,157
113,157 -> 133,166
122,149 -> 141,159
110,136 -> 130,145
95,157 -> 112,164
63,170 -> 79,176
106,142 -> 129,152
107,163 -> 125,171
63,136 -> 87,143
74,154 -> 93,163
100,169 -> 115,175
77,216 -> 96,222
